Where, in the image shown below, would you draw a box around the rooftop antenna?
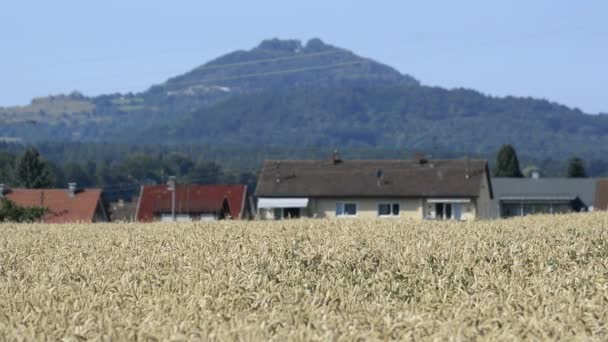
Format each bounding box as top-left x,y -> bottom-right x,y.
167,176 -> 176,221
332,149 -> 342,164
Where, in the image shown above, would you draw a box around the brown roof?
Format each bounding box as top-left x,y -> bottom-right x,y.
136,184 -> 247,221
256,159 -> 492,198
3,188 -> 103,223
595,179 -> 608,211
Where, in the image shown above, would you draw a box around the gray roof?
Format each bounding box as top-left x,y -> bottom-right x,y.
256,159 -> 491,198
492,178 -> 598,206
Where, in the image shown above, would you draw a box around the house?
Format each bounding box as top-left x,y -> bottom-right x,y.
0,182 -> 107,223
135,184 -> 248,222
255,156 -> 494,220
490,178 -> 598,218
595,179 -> 608,211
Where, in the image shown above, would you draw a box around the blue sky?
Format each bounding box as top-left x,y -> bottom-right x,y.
1,1 -> 606,113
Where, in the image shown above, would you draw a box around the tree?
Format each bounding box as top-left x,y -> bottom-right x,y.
63,162 -> 93,186
15,148 -> 54,188
0,198 -> 46,222
493,144 -> 523,177
0,151 -> 16,185
567,157 -> 587,178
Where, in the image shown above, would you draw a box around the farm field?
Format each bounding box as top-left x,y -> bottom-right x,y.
1,214 -> 608,340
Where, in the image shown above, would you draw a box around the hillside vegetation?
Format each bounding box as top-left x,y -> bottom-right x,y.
1,214 -> 608,340
1,38 -> 608,164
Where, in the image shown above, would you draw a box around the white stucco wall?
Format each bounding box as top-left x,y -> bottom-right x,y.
309,198 -> 423,219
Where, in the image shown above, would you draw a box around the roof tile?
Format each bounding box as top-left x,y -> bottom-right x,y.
4,188 -> 103,223
255,159 -> 489,198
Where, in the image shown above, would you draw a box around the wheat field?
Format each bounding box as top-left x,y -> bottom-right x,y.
1,214 -> 608,340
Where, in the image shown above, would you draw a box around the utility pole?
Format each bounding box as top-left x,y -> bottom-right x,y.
167,176 -> 176,221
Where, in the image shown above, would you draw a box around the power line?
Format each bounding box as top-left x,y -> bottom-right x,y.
59,59 -> 371,95
185,49 -> 350,72
160,60 -> 370,88
35,49 -> 354,92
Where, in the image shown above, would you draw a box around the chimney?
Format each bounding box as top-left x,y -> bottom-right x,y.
67,182 -> 78,197
167,176 -> 176,191
531,171 -> 540,179
413,152 -> 428,165
332,149 -> 342,164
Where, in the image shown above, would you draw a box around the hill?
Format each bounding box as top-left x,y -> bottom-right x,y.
1,38 -> 607,167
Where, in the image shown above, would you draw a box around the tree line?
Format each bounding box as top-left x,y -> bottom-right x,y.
0,147 -> 257,199
494,144 -> 587,178
1,144 -> 590,195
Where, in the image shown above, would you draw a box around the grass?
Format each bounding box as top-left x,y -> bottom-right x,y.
1,213 -> 608,340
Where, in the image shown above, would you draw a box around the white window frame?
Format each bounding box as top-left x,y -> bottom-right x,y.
336,202 -> 358,217
160,213 -> 193,222
200,214 -> 216,221
432,203 -> 464,221
377,202 -> 400,217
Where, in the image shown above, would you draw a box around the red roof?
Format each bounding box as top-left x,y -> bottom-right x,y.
136,184 -> 247,221
3,188 -> 103,223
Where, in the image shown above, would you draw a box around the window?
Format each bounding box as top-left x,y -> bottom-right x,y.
200,214 -> 216,221
273,208 -> 283,220
378,203 -> 400,217
176,214 -> 192,222
336,202 -> 357,217
433,203 -> 464,220
160,214 -> 192,222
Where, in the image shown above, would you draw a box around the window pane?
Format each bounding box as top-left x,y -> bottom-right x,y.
273,208 -> 283,220
378,203 -> 391,215
344,203 -> 357,215
436,203 -> 444,219
453,204 -> 461,220
336,203 -> 344,215
392,203 -> 400,215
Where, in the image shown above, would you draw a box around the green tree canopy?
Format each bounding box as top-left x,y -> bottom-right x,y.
567,157 -> 587,178
493,144 -> 523,177
15,147 -> 54,188
0,198 -> 46,222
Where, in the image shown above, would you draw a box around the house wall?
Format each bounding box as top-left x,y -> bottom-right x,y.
309,198 -> 424,219
476,173 -> 493,219
258,197 -> 482,221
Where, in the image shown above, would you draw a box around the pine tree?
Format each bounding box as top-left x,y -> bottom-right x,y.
493,144 -> 523,177
15,148 -> 54,188
567,157 -> 587,178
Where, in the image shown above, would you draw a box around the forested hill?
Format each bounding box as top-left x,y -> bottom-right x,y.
1,38 -> 608,165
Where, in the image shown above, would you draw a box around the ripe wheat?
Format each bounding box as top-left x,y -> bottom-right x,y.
1,213 -> 608,340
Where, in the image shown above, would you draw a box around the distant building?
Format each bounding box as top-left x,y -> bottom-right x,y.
490,178 -> 598,218
255,156 -> 493,221
107,198 -> 138,222
0,183 -> 107,223
135,184 -> 248,222
595,179 -> 608,211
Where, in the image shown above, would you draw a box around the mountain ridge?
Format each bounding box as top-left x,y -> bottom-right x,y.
0,38 -> 607,166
